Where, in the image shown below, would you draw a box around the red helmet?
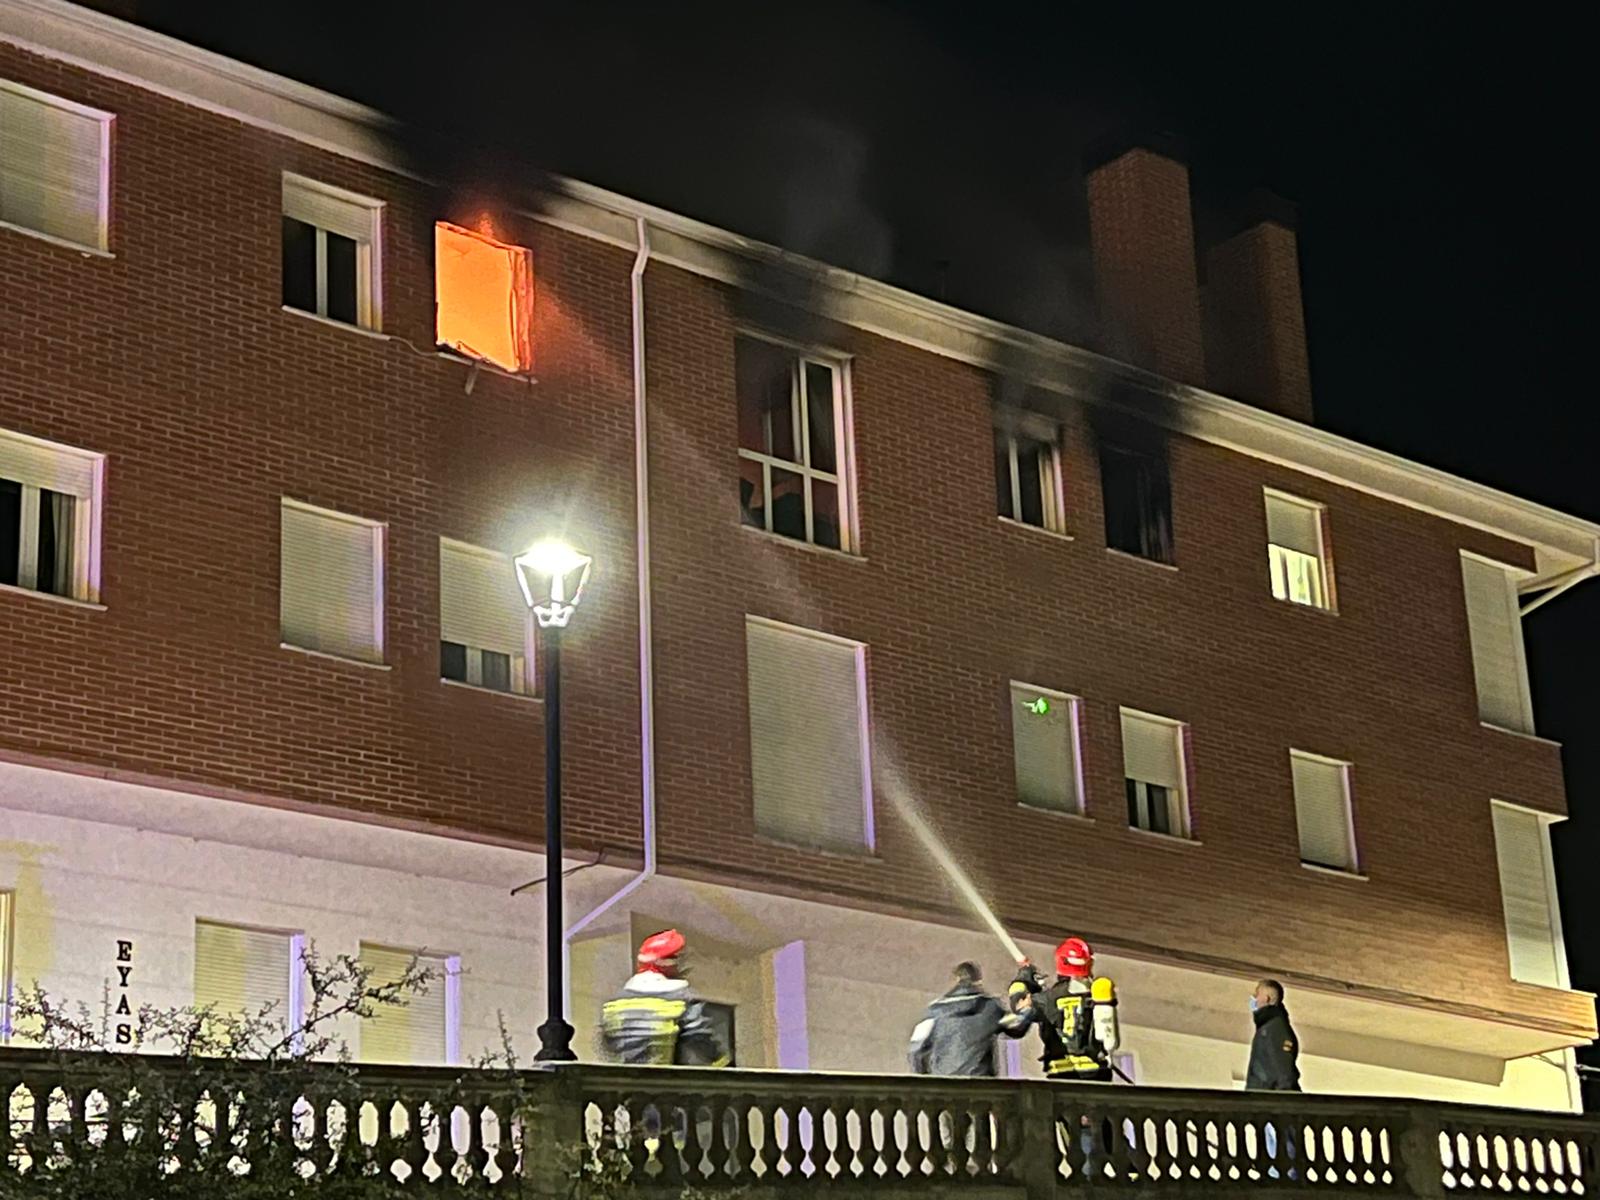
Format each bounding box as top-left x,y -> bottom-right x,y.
1056,936 -> 1093,978
637,929 -> 686,973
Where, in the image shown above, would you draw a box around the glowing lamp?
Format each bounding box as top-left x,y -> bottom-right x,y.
515,539 -> 592,629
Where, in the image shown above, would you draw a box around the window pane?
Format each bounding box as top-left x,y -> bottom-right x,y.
1125,778 -> 1140,828
805,363 -> 837,473
770,468 -> 806,541
1102,447 -> 1172,562
481,649 -> 512,692
281,217 -> 317,312
441,641 -> 467,682
735,338 -> 795,460
739,458 -> 765,529
1017,439 -> 1047,527
0,479 -> 19,588
325,231 -> 359,324
35,488 -> 72,596
812,479 -> 842,550
994,433 -> 1014,520
1147,784 -> 1171,835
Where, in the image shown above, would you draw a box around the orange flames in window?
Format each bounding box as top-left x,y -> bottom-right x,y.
435,221 -> 534,373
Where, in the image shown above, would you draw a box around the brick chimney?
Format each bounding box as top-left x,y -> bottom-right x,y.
1202,207 -> 1314,423
1085,145 -> 1207,388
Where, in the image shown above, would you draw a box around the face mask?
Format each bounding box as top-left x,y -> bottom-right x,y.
1248,995 -> 1259,1013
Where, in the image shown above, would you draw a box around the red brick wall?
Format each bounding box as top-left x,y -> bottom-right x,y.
1204,220 -> 1316,423
0,44 -> 1581,1031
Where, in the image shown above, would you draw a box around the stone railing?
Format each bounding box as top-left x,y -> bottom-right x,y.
4,1050 -> 1597,1195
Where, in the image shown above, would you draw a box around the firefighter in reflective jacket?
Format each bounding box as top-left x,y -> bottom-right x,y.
600,929 -> 730,1067
1010,936 -> 1120,1081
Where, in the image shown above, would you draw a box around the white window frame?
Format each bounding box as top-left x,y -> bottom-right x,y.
1490,800 -> 1571,990
357,944 -> 462,1066
281,173 -> 383,331
192,920 -> 307,1043
0,78 -> 112,254
1264,489 -> 1333,611
735,334 -> 857,553
0,889 -> 13,1044
1288,749 -> 1359,873
1009,682 -> 1085,814
996,409 -> 1066,534
1,427 -> 104,603
439,537 -> 536,695
1120,707 -> 1191,838
1460,550 -> 1535,734
278,499 -> 385,664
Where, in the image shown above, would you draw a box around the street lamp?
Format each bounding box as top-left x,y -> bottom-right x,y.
514,538 -> 593,1062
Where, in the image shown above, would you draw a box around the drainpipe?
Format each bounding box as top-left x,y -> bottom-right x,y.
560,217 -> 657,1017
1520,543 -> 1600,617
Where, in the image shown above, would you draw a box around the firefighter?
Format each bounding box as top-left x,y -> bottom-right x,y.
599,929 -> 730,1066
1010,936 -> 1120,1082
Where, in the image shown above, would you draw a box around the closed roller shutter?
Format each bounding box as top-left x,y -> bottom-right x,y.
1461,554 -> 1532,732
1491,804 -> 1563,987
745,618 -> 871,853
0,81 -> 109,250
440,539 -> 528,663
358,945 -> 451,1065
1011,683 -> 1080,813
1290,752 -> 1356,871
193,922 -> 293,1027
280,500 -> 383,662
1120,710 -> 1183,791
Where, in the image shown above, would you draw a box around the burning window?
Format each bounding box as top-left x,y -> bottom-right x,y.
435,222 -> 534,373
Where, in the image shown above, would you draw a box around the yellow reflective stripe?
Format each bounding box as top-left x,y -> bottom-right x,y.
1048,1056 -> 1103,1073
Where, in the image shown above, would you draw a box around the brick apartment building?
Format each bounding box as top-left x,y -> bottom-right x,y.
2,0 -> 1596,1107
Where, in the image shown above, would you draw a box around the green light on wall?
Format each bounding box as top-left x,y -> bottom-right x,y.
1025,696 -> 1051,716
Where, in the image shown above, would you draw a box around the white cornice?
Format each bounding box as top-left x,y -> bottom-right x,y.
4,0 -> 1597,581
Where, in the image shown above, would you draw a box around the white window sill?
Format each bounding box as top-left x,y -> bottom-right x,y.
999,516 -> 1074,543
1018,803 -> 1093,824
279,642 -> 390,670
1106,547 -> 1178,572
739,522 -> 865,563
0,219 -> 113,258
753,833 -> 879,862
280,305 -> 390,341
1271,594 -> 1339,617
1125,826 -> 1200,847
1479,720 -> 1560,748
441,677 -> 542,704
0,581 -> 105,611
1301,861 -> 1368,881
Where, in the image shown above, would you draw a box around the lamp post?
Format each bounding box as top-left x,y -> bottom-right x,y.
514,538 -> 593,1062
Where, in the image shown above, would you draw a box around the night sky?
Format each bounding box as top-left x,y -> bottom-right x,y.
107,0 -> 1598,1061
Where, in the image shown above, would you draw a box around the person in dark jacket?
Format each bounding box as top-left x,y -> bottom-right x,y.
908,962 -> 1029,1076
600,929 -> 729,1067
1245,979 -> 1301,1091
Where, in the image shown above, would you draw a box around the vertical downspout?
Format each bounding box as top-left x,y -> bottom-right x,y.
561,217 -> 656,1016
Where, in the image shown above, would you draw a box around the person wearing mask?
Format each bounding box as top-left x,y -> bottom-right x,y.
908,961 -> 1030,1077
1245,979 -> 1301,1091
600,929 -> 729,1066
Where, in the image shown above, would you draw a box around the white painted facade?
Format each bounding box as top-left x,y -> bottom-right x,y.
0,759 -> 1579,1112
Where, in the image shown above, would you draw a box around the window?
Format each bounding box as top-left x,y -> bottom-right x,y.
1,428 -> 99,602
702,1000 -> 737,1067
358,944 -> 458,1065
1264,490 -> 1332,609
1120,708 -> 1188,837
1460,553 -> 1534,733
439,538 -> 532,694
994,411 -> 1064,532
281,173 -> 381,329
0,889 -> 12,1043
1289,751 -> 1357,871
745,617 -> 872,853
280,500 -> 384,663
1100,445 -> 1172,563
194,921 -> 302,1041
435,222 -> 534,372
1010,683 -> 1083,813
0,79 -> 111,252
1491,802 -> 1567,988
735,336 -> 853,552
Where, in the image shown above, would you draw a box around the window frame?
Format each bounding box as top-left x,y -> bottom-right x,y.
281,173 -> 384,331
1263,488 -> 1334,612
1118,707 -> 1191,839
192,919 -> 307,1045
0,889 -> 12,1044
1,427 -> 103,604
356,943 -> 462,1066
1490,799 -> 1571,989
1099,444 -> 1174,565
438,536 -> 536,696
1008,681 -> 1085,815
1460,550 -> 1535,734
994,409 -> 1066,534
278,498 -> 386,665
1288,749 -> 1359,873
735,333 -> 857,553
0,78 -> 113,255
